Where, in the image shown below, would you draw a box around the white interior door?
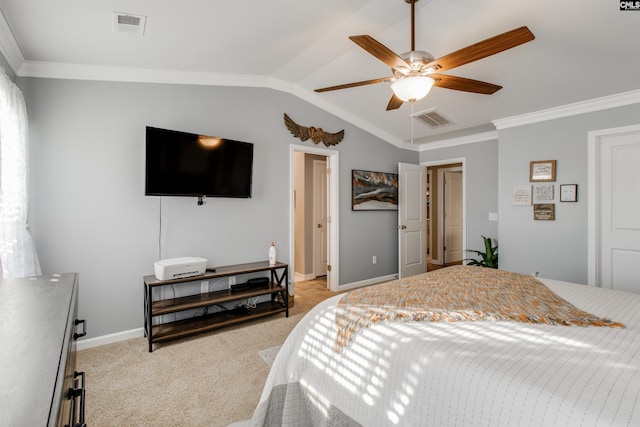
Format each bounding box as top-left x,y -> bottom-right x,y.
426,169 -> 432,260
597,129 -> 640,293
312,159 -> 328,278
444,171 -> 463,263
398,162 -> 426,278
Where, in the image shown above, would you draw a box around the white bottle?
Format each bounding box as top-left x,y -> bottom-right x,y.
268,242 -> 276,265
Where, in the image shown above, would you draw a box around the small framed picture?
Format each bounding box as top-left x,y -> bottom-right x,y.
530,160 -> 556,182
560,184 -> 578,202
533,203 -> 555,221
512,185 -> 532,206
534,185 -> 554,201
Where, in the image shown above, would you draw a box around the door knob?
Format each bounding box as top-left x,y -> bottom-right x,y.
398,225 -> 407,229
317,224 -> 323,228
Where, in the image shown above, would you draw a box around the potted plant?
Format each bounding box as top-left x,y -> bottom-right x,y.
464,235 -> 498,268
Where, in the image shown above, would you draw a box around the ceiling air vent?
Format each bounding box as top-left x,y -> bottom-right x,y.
113,12 -> 147,35
413,109 -> 452,128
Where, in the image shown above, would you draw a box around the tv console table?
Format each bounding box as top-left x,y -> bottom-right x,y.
143,260 -> 289,352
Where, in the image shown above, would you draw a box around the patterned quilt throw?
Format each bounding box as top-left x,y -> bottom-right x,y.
335,266 -> 624,350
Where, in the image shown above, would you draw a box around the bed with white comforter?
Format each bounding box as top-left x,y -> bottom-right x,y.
250,267 -> 640,426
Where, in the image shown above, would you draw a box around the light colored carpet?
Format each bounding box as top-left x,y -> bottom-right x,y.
77,278 -> 335,427
257,345 -> 282,367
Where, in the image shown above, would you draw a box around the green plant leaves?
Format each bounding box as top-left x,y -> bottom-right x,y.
463,235 -> 498,268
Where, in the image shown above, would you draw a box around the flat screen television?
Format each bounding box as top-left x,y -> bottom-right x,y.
145,126 -> 253,198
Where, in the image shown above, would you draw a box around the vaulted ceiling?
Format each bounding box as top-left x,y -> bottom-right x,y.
1,0 -> 639,148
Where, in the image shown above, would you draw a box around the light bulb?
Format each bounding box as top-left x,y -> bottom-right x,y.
391,76 -> 435,102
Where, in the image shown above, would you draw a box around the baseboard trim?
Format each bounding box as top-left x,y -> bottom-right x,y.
337,274 -> 397,292
294,272 -> 315,282
76,327 -> 145,350
77,274 -> 397,350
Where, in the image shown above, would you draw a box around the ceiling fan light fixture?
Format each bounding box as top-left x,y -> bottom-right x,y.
391,76 -> 435,102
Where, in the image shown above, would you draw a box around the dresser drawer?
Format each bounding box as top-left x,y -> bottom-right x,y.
56,280 -> 87,427
0,273 -> 86,426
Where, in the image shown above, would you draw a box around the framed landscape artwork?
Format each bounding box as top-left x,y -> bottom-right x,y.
352,170 -> 398,211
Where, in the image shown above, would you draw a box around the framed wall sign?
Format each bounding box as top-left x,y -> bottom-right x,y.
533,203 -> 555,220
560,184 -> 578,202
530,160 -> 556,182
513,185 -> 532,205
534,185 -> 554,201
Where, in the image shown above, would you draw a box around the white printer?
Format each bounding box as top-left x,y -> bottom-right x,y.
154,257 -> 208,281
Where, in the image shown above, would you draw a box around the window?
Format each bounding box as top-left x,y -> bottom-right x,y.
0,68 -> 40,278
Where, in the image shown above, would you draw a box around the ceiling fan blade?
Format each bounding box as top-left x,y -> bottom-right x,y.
315,77 -> 392,93
425,26 -> 534,72
432,74 -> 502,94
386,94 -> 404,111
349,35 -> 410,70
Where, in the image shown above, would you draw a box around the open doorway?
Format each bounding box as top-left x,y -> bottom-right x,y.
290,145 -> 339,291
293,152 -> 327,284
425,159 -> 465,270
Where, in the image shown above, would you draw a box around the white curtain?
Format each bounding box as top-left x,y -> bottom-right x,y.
0,67 -> 41,278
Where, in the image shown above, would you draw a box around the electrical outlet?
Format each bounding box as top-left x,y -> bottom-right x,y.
372,255 -> 377,264
200,281 -> 209,293
229,276 -> 236,286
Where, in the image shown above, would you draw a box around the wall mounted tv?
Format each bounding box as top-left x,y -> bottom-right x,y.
145,126 -> 253,198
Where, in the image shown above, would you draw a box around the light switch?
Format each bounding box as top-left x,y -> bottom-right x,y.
488,212 -> 498,221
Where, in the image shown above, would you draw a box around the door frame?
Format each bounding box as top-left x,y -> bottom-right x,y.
587,123 -> 640,287
423,158 -> 466,266
289,144 -> 339,291
441,169 -> 463,264
312,158 -> 328,278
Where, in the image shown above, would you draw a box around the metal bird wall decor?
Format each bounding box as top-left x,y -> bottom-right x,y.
284,113 -> 344,147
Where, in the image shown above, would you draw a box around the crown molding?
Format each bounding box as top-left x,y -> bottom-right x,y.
283,79 -> 407,149
0,9 -> 24,73
16,60 -> 409,149
417,131 -> 498,151
13,57 -> 640,151
493,89 -> 640,130
18,60 -> 270,87
6,28 -> 639,151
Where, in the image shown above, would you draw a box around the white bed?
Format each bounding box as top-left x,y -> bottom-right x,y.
250,269 -> 640,426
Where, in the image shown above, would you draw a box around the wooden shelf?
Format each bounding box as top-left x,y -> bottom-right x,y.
152,301 -> 286,342
151,284 -> 283,316
144,261 -> 289,351
143,261 -> 288,287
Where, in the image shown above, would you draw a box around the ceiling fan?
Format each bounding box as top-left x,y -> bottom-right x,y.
315,0 -> 535,111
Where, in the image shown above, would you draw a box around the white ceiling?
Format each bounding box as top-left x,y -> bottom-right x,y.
1,0 -> 639,148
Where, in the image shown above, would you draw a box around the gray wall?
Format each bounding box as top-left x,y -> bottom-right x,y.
498,103 -> 640,283
340,143 -> 415,284
0,53 -> 15,81
17,63 -> 640,339
419,140 -> 499,256
19,77 -> 416,339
